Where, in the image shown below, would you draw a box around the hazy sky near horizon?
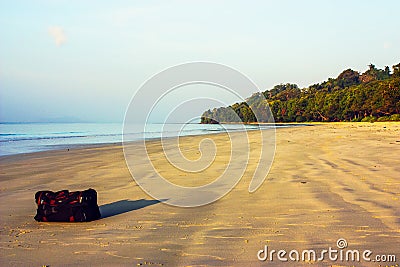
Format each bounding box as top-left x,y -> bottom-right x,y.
1,0 -> 399,123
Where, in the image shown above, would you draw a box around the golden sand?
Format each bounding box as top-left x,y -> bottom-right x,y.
0,122 -> 399,266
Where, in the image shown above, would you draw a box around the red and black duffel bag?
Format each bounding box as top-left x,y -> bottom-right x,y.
34,188 -> 101,222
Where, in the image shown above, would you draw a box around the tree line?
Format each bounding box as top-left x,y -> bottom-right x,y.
201,63 -> 400,123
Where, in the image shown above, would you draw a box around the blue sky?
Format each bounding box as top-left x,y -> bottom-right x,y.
1,0 -> 399,122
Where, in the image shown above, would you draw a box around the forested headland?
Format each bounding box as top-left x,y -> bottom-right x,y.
201,63 -> 400,123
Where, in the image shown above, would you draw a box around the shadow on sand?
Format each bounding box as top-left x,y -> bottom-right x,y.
99,199 -> 165,219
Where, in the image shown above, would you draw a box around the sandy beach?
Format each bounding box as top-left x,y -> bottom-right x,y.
0,122 -> 399,266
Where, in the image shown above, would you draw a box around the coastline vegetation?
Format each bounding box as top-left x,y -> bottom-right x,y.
201,63 -> 400,123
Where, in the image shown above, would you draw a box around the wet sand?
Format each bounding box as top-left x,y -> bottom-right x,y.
0,122 -> 399,266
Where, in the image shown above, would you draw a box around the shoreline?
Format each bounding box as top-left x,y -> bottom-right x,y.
0,122 -> 294,159
1,121 -> 396,159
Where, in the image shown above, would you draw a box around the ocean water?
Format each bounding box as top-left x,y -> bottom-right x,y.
0,122 -> 277,157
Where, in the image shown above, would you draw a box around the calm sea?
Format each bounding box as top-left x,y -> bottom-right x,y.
0,122 -> 279,157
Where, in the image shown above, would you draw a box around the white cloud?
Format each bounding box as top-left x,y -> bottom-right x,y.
48,26 -> 67,46
383,42 -> 392,49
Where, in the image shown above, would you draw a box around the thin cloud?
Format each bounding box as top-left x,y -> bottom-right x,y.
383,42 -> 392,49
48,26 -> 66,46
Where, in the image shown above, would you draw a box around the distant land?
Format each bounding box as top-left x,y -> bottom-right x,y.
201,63 -> 400,123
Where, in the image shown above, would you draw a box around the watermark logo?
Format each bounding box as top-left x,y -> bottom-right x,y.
336,238 -> 348,249
123,62 -> 275,207
257,238 -> 397,263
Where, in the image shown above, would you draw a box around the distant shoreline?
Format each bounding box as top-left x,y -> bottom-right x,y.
0,123 -> 297,158
3,121 -> 399,158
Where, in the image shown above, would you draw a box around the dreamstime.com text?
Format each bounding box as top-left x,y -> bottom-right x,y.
257,238 -> 397,264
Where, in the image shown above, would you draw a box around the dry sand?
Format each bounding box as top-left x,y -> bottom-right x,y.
0,122 -> 399,266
